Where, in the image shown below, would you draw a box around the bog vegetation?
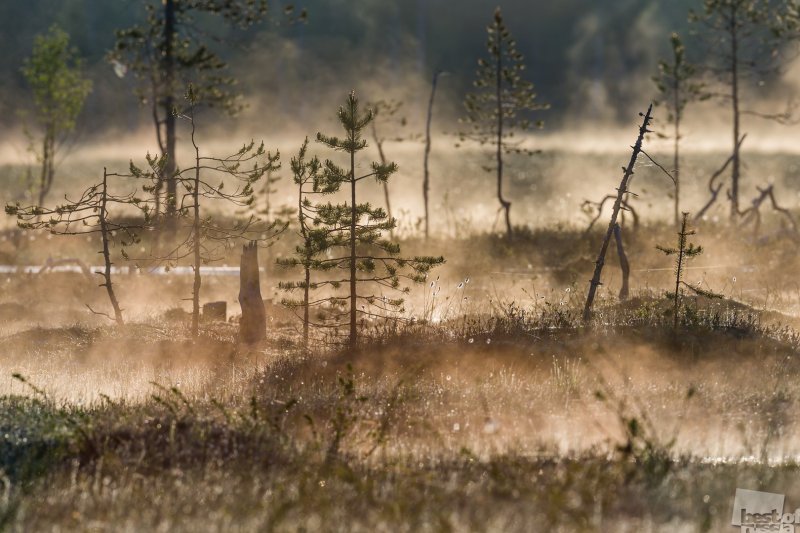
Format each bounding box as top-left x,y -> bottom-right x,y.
5,1 -> 800,531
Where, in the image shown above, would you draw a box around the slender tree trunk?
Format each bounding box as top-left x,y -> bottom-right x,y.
730,6 -> 740,220
298,181 -> 310,350
100,167 -> 124,326
495,33 -> 512,241
163,0 -> 178,224
151,89 -> 165,218
371,123 -> 393,237
613,223 -> 629,301
673,215 -> 688,330
38,138 -> 48,206
583,104 -> 653,322
673,76 -> 681,228
265,170 -> 272,220
191,121 -> 201,339
423,71 -> 441,240
38,131 -> 55,206
303,261 -> 310,348
349,122 -> 358,349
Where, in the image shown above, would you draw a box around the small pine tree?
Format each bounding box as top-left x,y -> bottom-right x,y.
6,168 -> 144,326
653,32 -> 708,226
315,92 -> 444,348
460,7 -> 548,241
277,138 -> 328,350
657,212 -> 720,330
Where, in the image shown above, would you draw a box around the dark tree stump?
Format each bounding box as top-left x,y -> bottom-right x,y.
238,241 -> 266,344
202,301 -> 227,322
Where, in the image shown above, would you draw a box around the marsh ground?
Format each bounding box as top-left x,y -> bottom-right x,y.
2,211 -> 800,531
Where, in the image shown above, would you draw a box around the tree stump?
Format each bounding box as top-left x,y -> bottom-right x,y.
202,301 -> 227,322
238,241 -> 266,344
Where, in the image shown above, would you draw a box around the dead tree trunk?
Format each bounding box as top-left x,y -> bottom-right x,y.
163,0 -> 178,228
613,223 -> 630,301
739,184 -> 799,237
583,104 -> 652,322
730,8 -> 741,220
99,167 -> 124,326
239,241 -> 266,344
495,44 -> 512,241
695,134 -> 746,222
423,70 -> 444,240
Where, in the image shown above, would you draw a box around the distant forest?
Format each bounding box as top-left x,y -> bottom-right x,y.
0,0 -> 723,137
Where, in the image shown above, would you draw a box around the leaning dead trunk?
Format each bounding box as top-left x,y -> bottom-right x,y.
239,241 -> 266,344
583,104 -> 652,321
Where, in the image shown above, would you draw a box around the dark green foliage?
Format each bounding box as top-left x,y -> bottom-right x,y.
109,1 -> 305,219
110,1 -> 275,115
460,7 -> 548,240
0,395 -> 74,483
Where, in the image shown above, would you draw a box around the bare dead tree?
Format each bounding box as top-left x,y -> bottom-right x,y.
583,104 -> 653,322
694,134 -> 747,221
239,240 -> 266,344
368,99 -> 405,237
6,167 -> 144,325
739,184 -> 799,237
131,87 -> 284,338
581,195 -> 640,235
690,0 -> 797,219
657,212 -> 720,330
423,70 -> 446,240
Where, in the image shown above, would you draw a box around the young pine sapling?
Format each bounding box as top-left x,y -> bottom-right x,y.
277,138 -> 329,350
315,92 -> 445,348
657,212 -> 720,330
